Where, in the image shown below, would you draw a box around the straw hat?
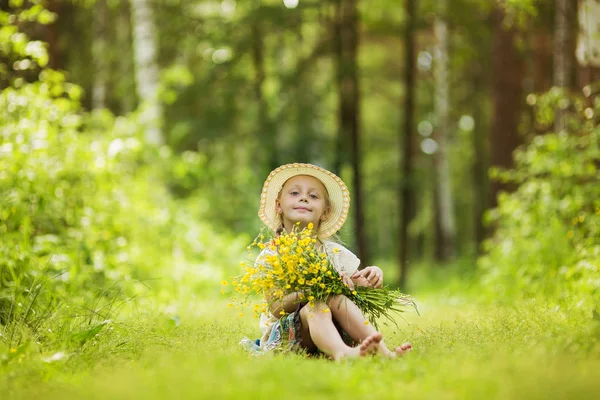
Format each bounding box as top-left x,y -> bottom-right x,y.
258,163 -> 351,238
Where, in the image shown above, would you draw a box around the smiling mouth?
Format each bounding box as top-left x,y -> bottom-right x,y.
294,207 -> 311,212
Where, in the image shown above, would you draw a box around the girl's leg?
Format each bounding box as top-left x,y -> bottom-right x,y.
327,295 -> 412,357
299,302 -> 380,360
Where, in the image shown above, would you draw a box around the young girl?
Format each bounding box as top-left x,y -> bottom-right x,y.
253,163 -> 412,360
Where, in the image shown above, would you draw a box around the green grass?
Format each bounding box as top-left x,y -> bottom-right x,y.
2,289 -> 599,400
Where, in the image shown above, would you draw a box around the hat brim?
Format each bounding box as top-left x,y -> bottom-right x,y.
258,163 -> 350,238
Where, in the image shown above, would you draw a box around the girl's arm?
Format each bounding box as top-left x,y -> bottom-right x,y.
267,292 -> 304,317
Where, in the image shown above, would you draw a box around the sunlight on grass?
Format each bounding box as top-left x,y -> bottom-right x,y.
2,293 -> 599,400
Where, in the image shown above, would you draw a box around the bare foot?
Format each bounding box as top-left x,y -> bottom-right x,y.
359,332 -> 382,356
334,332 -> 382,361
393,342 -> 412,357
379,341 -> 412,358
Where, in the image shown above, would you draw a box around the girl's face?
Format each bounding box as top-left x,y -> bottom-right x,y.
276,175 -> 329,232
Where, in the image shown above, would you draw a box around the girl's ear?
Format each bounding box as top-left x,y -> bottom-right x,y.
321,205 -> 331,221
275,199 -> 282,214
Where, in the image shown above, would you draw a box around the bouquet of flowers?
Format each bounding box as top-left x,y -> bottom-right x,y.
226,223 -> 417,330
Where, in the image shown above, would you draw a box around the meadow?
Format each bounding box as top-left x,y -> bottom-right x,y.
2,270 -> 599,400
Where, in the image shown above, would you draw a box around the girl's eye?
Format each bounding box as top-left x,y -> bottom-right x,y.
309,194 -> 318,199
290,191 -> 299,196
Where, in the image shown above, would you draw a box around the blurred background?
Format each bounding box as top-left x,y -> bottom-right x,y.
0,0 -> 598,330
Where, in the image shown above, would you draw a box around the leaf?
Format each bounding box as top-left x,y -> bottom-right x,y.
69,320 -> 110,347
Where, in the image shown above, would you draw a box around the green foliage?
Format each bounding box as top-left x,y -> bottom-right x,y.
0,4 -> 255,353
0,72 -> 249,350
0,4 -> 56,83
480,89 -> 600,313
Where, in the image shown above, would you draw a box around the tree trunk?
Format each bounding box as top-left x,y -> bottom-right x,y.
332,0 -> 346,177
471,58 -> 488,252
533,28 -> 553,93
554,0 -> 573,132
118,1 -> 135,114
338,0 -> 367,265
489,7 -> 525,209
432,4 -> 456,262
130,0 -> 163,145
44,0 -> 60,70
251,2 -> 277,174
293,15 -> 314,164
399,0 -> 417,290
92,0 -> 108,110
576,0 -> 600,89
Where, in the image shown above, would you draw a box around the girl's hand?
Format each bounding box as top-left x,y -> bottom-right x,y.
340,273 -> 355,291
351,275 -> 370,288
352,266 -> 384,288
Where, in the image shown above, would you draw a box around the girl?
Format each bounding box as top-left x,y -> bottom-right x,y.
254,163 -> 412,360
